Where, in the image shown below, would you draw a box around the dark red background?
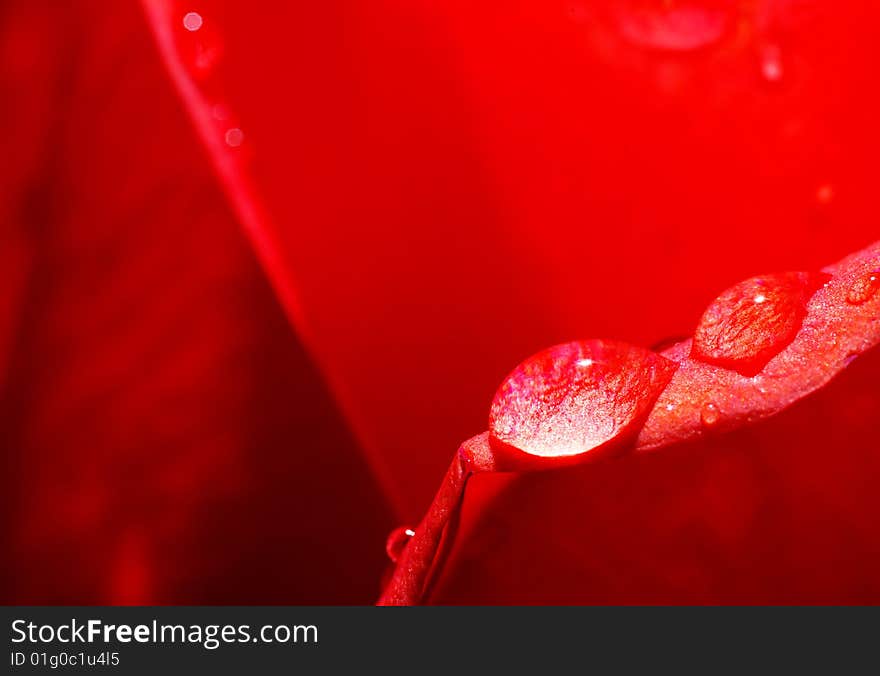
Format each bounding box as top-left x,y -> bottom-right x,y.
2,0 -> 879,604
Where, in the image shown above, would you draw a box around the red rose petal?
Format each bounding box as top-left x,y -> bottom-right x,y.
0,1 -> 393,604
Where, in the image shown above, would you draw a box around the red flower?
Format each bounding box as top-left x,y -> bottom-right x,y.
2,0 -> 879,604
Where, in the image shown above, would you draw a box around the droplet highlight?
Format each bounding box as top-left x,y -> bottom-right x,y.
489,340 -> 678,459
692,271 -> 830,376
846,271 -> 880,305
385,526 -> 415,563
700,402 -> 720,427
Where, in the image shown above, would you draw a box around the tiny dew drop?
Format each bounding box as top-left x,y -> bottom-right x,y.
385,526 -> 415,563
846,271 -> 880,305
225,127 -> 244,147
182,11 -> 203,32
700,402 -> 720,428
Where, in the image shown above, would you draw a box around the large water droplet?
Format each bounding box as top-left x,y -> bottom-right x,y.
614,1 -> 731,52
489,340 -> 678,458
846,271 -> 880,305
385,526 -> 415,563
700,401 -> 720,427
692,271 -> 829,376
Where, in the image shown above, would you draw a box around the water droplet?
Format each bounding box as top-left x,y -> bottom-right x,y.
489,340 -> 678,458
846,271 -> 880,305
182,11 -> 203,32
700,402 -> 720,427
385,526 -> 415,563
760,44 -> 784,83
614,1 -> 730,52
692,271 -> 830,376
225,127 -> 244,147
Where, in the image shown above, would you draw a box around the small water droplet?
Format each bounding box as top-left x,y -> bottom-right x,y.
489,340 -> 678,458
385,526 -> 415,563
225,127 -> 244,147
700,402 -> 720,427
692,271 -> 829,376
846,271 -> 880,305
760,44 -> 784,83
665,403 -> 675,412
182,11 -> 203,32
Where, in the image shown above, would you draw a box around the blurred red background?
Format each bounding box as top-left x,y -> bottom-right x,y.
2,0 -> 879,604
